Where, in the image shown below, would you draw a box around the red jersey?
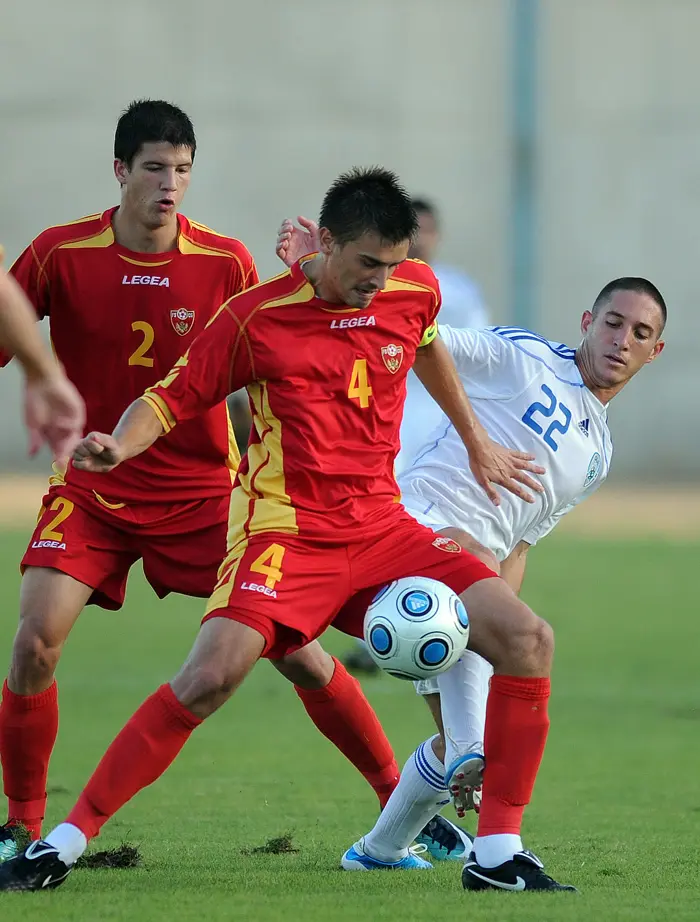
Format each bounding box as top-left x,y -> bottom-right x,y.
143,257 -> 440,539
9,208 -> 257,502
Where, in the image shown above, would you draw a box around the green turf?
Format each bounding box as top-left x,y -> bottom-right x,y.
0,530 -> 697,921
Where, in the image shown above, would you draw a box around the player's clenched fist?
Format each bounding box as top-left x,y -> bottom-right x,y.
72,432 -> 124,472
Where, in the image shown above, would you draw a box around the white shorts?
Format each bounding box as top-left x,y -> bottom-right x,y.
400,497 -> 448,697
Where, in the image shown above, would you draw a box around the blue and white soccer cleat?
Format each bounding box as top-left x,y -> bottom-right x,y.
415,814 -> 474,862
445,748 -> 485,818
341,837 -> 432,871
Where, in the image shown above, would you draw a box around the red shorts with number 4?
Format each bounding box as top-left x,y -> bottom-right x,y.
22,483 -> 229,609
202,505 -> 497,658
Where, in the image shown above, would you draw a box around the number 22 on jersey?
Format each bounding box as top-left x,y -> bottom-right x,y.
522,384 -> 571,451
348,358 -> 373,408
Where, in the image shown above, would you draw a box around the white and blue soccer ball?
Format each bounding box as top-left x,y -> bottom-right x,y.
363,576 -> 469,680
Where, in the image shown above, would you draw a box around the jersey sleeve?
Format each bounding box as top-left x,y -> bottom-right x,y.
140,298 -> 256,431
9,242 -> 51,320
1,243 -> 49,368
439,325 -> 511,374
230,243 -> 259,296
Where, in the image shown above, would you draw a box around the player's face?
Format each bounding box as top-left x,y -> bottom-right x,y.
580,291 -> 665,388
408,212 -> 439,263
114,142 -> 193,229
320,229 -> 410,308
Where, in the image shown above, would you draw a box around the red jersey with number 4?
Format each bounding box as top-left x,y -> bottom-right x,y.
142,256 -> 441,539
9,208 -> 257,502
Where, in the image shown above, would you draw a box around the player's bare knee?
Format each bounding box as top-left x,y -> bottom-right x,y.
273,642 -> 335,690
171,663 -> 240,717
10,628 -> 61,691
502,612 -> 554,674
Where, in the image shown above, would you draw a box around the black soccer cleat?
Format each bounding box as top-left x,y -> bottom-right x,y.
0,840 -> 72,891
462,849 -> 577,892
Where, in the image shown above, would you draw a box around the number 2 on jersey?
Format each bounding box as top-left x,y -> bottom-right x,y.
522,384 -> 571,451
348,358 -> 373,408
128,321 -> 155,367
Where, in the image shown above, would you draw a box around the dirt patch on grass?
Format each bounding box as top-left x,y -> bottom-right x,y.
0,476 -> 698,539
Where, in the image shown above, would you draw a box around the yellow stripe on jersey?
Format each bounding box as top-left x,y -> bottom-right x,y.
225,405 -> 241,484
227,380 -> 298,547
205,536 -> 249,615
58,226 -> 115,250
139,393 -> 177,433
118,254 -> 173,267
93,491 -> 126,510
419,322 -> 439,347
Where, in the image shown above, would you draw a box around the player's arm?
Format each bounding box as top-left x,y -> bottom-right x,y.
0,258 -> 85,464
413,333 -> 545,505
72,299 -> 255,473
499,541 -> 530,595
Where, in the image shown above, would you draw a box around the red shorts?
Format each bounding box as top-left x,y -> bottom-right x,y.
202,506 -> 496,658
22,483 -> 229,610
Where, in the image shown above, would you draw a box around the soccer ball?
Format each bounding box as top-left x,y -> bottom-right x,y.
363,577 -> 469,680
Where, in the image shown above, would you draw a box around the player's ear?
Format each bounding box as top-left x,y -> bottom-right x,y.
580,310 -> 594,335
318,227 -> 335,256
646,339 -> 665,364
114,159 -> 129,186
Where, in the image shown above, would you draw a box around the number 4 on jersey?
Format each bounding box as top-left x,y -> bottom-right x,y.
250,543 -> 286,589
348,358 -> 373,408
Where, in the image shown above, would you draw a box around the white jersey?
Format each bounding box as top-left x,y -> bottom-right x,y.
396,265 -> 488,472
399,325 -> 613,561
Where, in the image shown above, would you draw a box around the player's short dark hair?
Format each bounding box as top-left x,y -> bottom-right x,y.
411,197 -> 440,226
319,167 -> 418,246
114,100 -> 196,168
592,277 -> 667,331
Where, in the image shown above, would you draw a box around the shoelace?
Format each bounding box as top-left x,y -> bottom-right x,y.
423,819 -> 459,851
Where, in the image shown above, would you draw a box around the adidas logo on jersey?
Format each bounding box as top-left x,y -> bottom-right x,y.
578,418 -> 590,437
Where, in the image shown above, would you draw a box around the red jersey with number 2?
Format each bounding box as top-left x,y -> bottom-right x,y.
9,208 -> 257,502
142,256 -> 441,540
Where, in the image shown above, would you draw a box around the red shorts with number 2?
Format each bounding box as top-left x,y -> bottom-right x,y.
22,483 -> 229,609
203,505 -> 497,658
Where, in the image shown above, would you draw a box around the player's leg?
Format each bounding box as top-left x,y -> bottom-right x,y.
273,642 -> 400,808
0,534 -> 352,890
0,616 -> 267,889
0,491 -> 134,844
0,569 -> 91,843
342,514 -> 573,889
143,500 -> 401,809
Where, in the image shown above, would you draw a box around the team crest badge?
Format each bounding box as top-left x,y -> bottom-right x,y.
381,343 -> 404,374
584,452 -> 602,488
170,308 -> 195,336
432,536 -> 462,554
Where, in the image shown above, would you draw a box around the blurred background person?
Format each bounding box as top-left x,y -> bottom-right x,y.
395,198 -> 489,474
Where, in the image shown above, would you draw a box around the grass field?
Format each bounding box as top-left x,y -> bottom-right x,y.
0,527 -> 697,921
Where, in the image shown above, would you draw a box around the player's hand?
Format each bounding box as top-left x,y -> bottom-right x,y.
275,216 -> 319,267
23,372 -> 86,467
468,437 -> 545,506
71,432 -> 124,473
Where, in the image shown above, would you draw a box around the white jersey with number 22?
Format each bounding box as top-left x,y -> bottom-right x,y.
398,325 -> 613,561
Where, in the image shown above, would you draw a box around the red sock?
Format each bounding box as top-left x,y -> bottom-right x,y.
295,658 -> 399,808
66,684 -> 201,841
477,675 -> 551,836
0,680 -> 59,839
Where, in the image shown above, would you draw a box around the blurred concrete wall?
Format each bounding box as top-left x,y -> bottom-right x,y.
0,0 -> 697,478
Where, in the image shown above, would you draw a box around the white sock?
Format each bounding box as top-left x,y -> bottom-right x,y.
45,823 -> 88,866
437,650 -> 493,769
473,833 -> 523,868
363,735 -> 449,863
